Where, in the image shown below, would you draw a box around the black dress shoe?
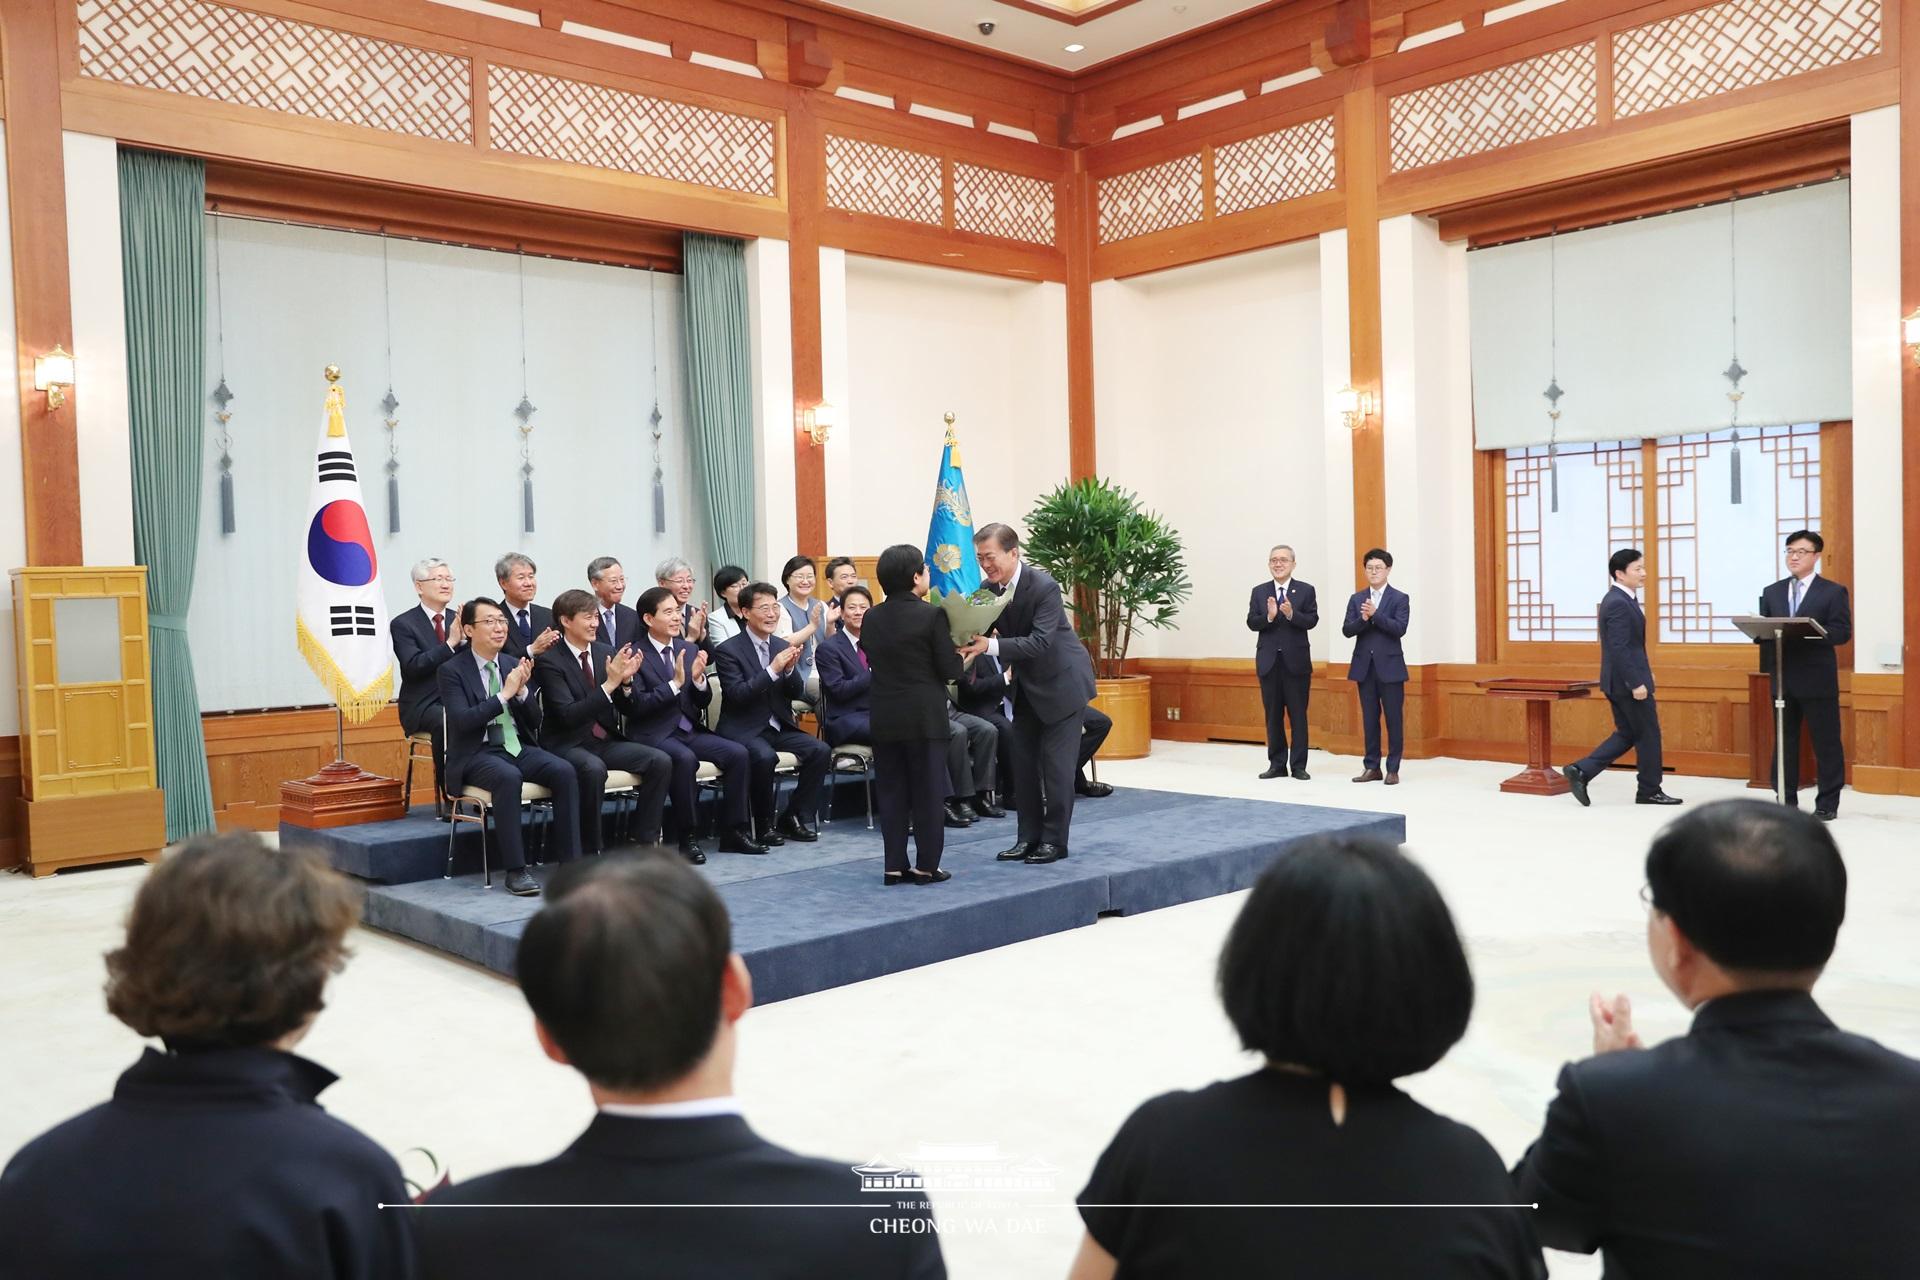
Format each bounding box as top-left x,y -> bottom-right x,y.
1563,764 -> 1590,807
1259,766 -> 1287,779
758,827 -> 787,847
884,871 -> 911,885
997,841 -> 1036,861
679,838 -> 708,866
972,794 -> 1006,818
1814,809 -> 1837,822
503,868 -> 541,896
952,800 -> 978,822
943,802 -> 973,828
1025,843 -> 1068,864
777,813 -> 818,843
1635,791 -> 1684,806
1291,769 -> 1310,781
720,827 -> 770,855
1074,779 -> 1114,798
908,868 -> 952,884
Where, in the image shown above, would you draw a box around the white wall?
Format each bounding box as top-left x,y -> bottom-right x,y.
1379,214 -> 1477,665
838,255 -> 1070,558
1318,229 -> 1356,602
745,236 -> 793,578
0,124 -> 25,738
1093,241 -> 1329,660
1850,107 -> 1903,672
187,218 -> 702,711
64,131 -> 134,566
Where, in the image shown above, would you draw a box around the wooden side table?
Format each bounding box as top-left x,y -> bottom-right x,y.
1477,678 -> 1598,795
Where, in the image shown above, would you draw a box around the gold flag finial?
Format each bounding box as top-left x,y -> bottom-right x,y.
325,364 -> 341,383
943,411 -> 959,451
324,366 -> 346,437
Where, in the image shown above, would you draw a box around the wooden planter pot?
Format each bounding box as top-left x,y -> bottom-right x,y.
1092,674 -> 1152,760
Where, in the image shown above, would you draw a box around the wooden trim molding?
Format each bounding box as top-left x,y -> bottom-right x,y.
1066,158 -> 1097,479
1341,77 -> 1386,562
788,94 -> 829,556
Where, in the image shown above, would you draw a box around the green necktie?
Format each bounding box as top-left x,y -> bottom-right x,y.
485,660 -> 521,756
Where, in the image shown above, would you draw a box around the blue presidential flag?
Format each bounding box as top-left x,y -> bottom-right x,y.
925,419 -> 981,597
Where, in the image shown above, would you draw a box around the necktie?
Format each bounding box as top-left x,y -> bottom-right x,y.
580,651 -> 607,739
484,661 -> 521,756
1790,579 -> 1803,615
433,611 -> 447,644
517,608 -> 531,640
857,641 -> 870,672
756,639 -> 780,729
662,645 -> 693,734
602,608 -> 616,643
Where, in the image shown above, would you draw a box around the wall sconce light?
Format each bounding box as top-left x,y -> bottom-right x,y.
35,345 -> 75,411
1904,309 -> 1920,365
798,401 -> 837,446
1334,384 -> 1373,429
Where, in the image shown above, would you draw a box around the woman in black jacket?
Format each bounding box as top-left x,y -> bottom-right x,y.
860,544 -> 964,885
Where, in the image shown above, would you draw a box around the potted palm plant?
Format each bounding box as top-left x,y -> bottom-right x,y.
1023,478 -> 1190,759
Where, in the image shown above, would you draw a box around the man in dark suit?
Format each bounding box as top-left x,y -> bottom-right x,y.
1515,800 -> 1920,1276
815,584 -> 874,748
495,551 -> 559,661
1564,549 -> 1681,807
391,556 -> 463,813
414,855 -> 945,1278
959,523 -> 1097,866
713,582 -> 829,846
586,555 -> 643,652
1757,529 -> 1852,820
437,598 -> 582,896
625,586 -> 762,859
1342,547 -> 1410,785
1248,544 -> 1318,780
534,588 -> 672,859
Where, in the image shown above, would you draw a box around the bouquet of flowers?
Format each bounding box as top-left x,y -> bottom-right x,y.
930,585 -> 1010,663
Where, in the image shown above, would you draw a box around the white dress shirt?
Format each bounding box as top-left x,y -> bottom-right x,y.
599,1096 -> 742,1120
985,560 -> 1024,658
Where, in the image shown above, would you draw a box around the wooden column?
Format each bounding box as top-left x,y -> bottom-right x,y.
2,0 -> 83,565
1066,158 -> 1096,481
1341,70 -> 1387,566
1903,3 -> 1920,771
786,92 -> 828,558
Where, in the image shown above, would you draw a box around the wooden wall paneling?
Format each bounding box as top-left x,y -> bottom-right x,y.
788,92 -> 828,556
1903,0 -> 1920,772
201,708 -> 436,829
1066,159 -> 1097,479
0,735 -> 19,869
1081,72 -> 1348,172
815,213 -> 1067,280
2,0 -> 82,566
1091,190 -> 1344,280
1073,0 -> 1339,117
1474,447 -> 1501,662
813,95 -> 1067,168
1342,81 -> 1386,559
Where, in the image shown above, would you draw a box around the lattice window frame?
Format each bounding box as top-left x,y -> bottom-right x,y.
1097,153 -> 1204,245
1612,0 -> 1883,119
76,0 -> 473,144
825,134 -> 944,227
1213,116 -> 1338,218
1388,43 -> 1599,173
1505,440 -> 1644,643
953,163 -> 1056,246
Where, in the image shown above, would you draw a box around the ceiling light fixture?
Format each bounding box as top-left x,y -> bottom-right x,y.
1064,43 -> 1086,52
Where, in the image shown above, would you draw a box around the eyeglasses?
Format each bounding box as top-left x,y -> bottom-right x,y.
1785,548 -> 1818,558
422,575 -> 454,585
1638,883 -> 1662,913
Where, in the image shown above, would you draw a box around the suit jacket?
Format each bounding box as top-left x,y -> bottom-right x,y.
862,595 -> 964,743
1596,587 -> 1653,698
986,563 -> 1096,725
713,630 -> 807,739
0,1046 -> 411,1280
815,629 -> 872,740
415,1112 -> 943,1279
1514,990 -> 1920,1279
437,651 -> 544,792
1757,575 -> 1852,699
591,600 -> 643,652
532,642 -> 624,752
624,635 -> 711,744
1342,586 -> 1410,684
955,652 -> 1010,720
1248,579 -> 1318,678
391,605 -> 464,735
497,599 -> 554,660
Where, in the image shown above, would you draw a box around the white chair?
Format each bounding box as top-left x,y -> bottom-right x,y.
602,769 -> 642,845
442,710 -> 555,886
402,730 -> 437,812
827,743 -> 875,829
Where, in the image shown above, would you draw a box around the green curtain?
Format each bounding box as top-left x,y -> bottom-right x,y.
680,232 -> 758,572
119,148 -> 214,841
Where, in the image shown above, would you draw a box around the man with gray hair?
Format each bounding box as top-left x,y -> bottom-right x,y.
497,553 -> 559,661
391,557 -> 464,815
656,556 -> 709,646
587,557 -> 642,651
1248,544 -> 1318,780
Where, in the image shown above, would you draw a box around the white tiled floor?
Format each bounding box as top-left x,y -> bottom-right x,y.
5,742 -> 1917,1278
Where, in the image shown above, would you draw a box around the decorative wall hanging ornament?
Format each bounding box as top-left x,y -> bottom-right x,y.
515,247 -> 537,535
380,229 -> 403,534
1543,225 -> 1564,514
210,212 -> 236,534
1724,194 -> 1746,505
648,266 -> 667,535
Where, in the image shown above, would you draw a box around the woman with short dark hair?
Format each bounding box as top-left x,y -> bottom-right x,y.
0,833 -> 413,1279
1070,835 -> 1544,1279
707,564 -> 749,646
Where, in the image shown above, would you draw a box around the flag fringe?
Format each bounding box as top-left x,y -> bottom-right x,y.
295,617 -> 394,725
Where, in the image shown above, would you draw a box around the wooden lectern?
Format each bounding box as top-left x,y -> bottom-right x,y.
1731,614 -> 1824,805
1476,677 -> 1597,795
11,567 -> 168,874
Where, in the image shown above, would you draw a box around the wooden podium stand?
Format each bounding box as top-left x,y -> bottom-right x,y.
1477,677 -> 1597,795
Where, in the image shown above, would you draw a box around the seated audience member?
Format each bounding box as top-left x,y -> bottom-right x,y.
943,702 -> 1002,826
815,583 -> 873,747
1076,706 -> 1115,799
440,597 -> 582,895
533,588 -> 671,856
414,855 -> 944,1279
0,833 -> 412,1280
392,555 -> 463,814
824,556 -> 861,605
656,556 -> 710,648
1515,799 -> 1920,1277
496,552 -> 560,660
1071,835 -> 1544,1280
705,565 -> 749,648
773,555 -> 832,683
714,581 -> 830,846
957,658 -> 1110,803
587,556 -> 642,651
625,586 -> 761,860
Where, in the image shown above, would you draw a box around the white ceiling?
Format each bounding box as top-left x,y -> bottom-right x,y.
817,0 -> 1279,72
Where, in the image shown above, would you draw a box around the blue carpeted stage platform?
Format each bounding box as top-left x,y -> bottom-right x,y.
283,788 -> 1403,1004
